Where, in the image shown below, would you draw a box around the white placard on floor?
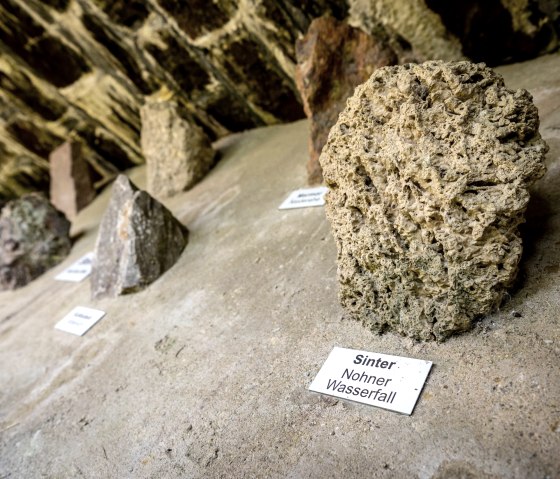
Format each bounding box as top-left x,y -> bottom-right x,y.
278,186 -> 328,210
55,252 -> 94,282
309,346 -> 432,415
55,306 -> 106,336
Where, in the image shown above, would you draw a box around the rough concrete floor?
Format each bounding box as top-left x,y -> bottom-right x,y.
1,54 -> 559,479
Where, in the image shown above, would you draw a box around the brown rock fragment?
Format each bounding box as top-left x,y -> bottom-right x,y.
140,100 -> 216,200
49,141 -> 96,220
320,61 -> 548,340
295,16 -> 399,185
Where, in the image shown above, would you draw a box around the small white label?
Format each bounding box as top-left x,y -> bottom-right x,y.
278,187 -> 328,210
55,306 -> 106,336
55,252 -> 94,282
309,347 -> 432,415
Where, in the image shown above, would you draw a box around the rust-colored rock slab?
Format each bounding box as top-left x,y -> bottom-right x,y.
295,16 -> 398,184
49,141 -> 95,220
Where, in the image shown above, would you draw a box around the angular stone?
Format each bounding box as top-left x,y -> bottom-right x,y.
49,141 -> 96,220
140,100 -> 216,200
0,193 -> 71,290
295,16 -> 398,185
320,61 -> 548,341
91,175 -> 188,299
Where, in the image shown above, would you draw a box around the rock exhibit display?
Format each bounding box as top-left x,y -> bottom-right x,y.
295,15 -> 399,184
320,61 -> 548,340
49,141 -> 96,220
91,175 -> 189,299
141,100 -> 215,199
0,193 -> 71,290
2,1 -> 558,204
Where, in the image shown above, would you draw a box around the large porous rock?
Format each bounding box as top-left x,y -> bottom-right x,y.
0,193 -> 71,290
320,61 -> 548,340
49,141 -> 96,220
141,100 -> 216,200
295,15 -> 399,185
91,175 -> 189,299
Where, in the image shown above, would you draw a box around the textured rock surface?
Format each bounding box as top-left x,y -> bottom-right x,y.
348,0 -> 465,62
91,174 -> 188,299
0,193 -> 71,290
349,0 -> 560,65
141,100 -> 215,199
424,0 -> 560,65
295,16 -> 400,184
320,61 -> 548,340
0,0 -> 558,202
0,0 -> 349,204
49,141 -> 96,219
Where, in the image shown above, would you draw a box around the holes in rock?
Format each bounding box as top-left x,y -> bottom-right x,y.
467,180 -> 498,188
355,163 -> 367,177
466,73 -> 484,83
410,179 -> 425,192
349,206 -> 365,231
498,130 -> 518,142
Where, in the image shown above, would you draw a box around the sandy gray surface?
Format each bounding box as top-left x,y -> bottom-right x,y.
1,54 -> 559,478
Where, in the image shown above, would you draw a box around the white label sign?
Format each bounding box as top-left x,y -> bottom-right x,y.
278,187 -> 328,210
55,252 -> 94,282
309,347 -> 432,415
55,306 -> 106,336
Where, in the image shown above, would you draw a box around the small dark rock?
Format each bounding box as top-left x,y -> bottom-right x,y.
0,193 -> 71,290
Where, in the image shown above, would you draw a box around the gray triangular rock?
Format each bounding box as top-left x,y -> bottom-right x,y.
91,175 -> 188,299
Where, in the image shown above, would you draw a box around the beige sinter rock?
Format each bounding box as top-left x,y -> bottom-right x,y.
320,61 -> 548,340
141,100 -> 215,200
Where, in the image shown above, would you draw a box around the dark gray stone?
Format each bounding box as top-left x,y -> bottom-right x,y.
91,175 -> 189,299
0,193 -> 71,290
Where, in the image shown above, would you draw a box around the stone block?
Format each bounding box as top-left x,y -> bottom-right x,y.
49,141 -> 96,220
141,100 -> 215,199
320,61 -> 548,340
91,175 -> 189,299
295,16 -> 398,184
